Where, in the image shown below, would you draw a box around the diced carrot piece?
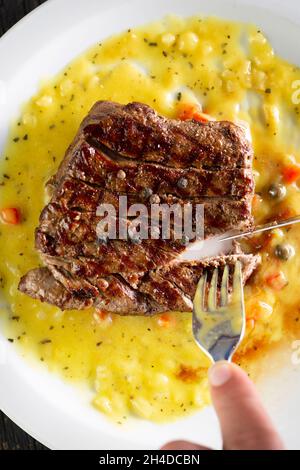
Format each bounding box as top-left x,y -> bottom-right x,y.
282,165 -> 300,184
157,313 -> 174,327
95,310 -> 112,322
247,232 -> 274,252
246,300 -> 273,323
178,103 -> 215,122
265,271 -> 287,291
192,111 -> 216,123
272,207 -> 294,222
176,365 -> 201,383
252,194 -> 263,210
0,207 -> 20,225
246,318 -> 256,330
246,305 -> 261,322
178,104 -> 197,121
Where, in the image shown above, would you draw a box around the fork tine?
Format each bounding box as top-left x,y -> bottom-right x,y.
220,264 -> 229,306
232,260 -> 243,301
207,268 -> 218,312
192,261 -> 246,363
194,272 -> 207,316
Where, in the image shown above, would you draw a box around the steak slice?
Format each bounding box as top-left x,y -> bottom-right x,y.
50,141 -> 253,199
49,179 -> 253,234
19,100 -> 257,314
80,101 -> 253,170
18,267 -> 94,310
19,253 -> 260,314
35,197 -> 252,275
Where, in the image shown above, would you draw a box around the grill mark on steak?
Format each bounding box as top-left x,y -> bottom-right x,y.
18,100 -> 257,313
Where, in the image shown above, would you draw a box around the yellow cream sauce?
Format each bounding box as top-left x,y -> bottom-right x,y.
1,15 -> 300,423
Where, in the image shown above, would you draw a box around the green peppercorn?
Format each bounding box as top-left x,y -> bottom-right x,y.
149,194 -> 160,204
274,243 -> 295,261
268,183 -> 286,200
177,177 -> 188,189
180,234 -> 190,246
141,188 -> 153,199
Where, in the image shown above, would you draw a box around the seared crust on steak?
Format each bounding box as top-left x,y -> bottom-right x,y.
18,101 -> 258,313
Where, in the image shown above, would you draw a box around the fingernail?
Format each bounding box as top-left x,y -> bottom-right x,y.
209,362 -> 232,387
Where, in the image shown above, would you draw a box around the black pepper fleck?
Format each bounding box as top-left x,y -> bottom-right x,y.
40,339 -> 52,345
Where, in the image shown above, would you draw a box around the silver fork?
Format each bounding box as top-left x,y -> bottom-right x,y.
192,261 -> 245,363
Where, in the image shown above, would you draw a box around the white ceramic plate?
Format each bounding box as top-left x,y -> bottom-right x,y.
1,0 -> 300,450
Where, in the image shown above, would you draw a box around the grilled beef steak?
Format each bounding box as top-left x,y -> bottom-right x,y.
19,101 -> 258,314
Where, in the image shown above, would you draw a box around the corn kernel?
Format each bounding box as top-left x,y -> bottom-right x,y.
252,69 -> 266,90
88,76 -> 100,88
178,32 -> 199,52
201,42 -> 213,55
36,95 -> 53,107
22,113 -> 37,127
130,397 -> 153,418
94,396 -> 113,414
155,373 -> 169,386
59,79 -> 73,96
258,301 -> 273,319
225,80 -> 235,93
264,104 -> 280,130
161,33 -> 176,47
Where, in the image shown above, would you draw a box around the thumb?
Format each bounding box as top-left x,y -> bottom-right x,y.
209,361 -> 285,450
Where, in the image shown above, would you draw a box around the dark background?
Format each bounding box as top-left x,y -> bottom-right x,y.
0,0 -> 48,451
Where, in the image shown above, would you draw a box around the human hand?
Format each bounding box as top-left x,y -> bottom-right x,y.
161,361 -> 285,450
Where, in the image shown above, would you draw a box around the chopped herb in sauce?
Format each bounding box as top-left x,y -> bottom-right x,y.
40,339 -> 52,345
